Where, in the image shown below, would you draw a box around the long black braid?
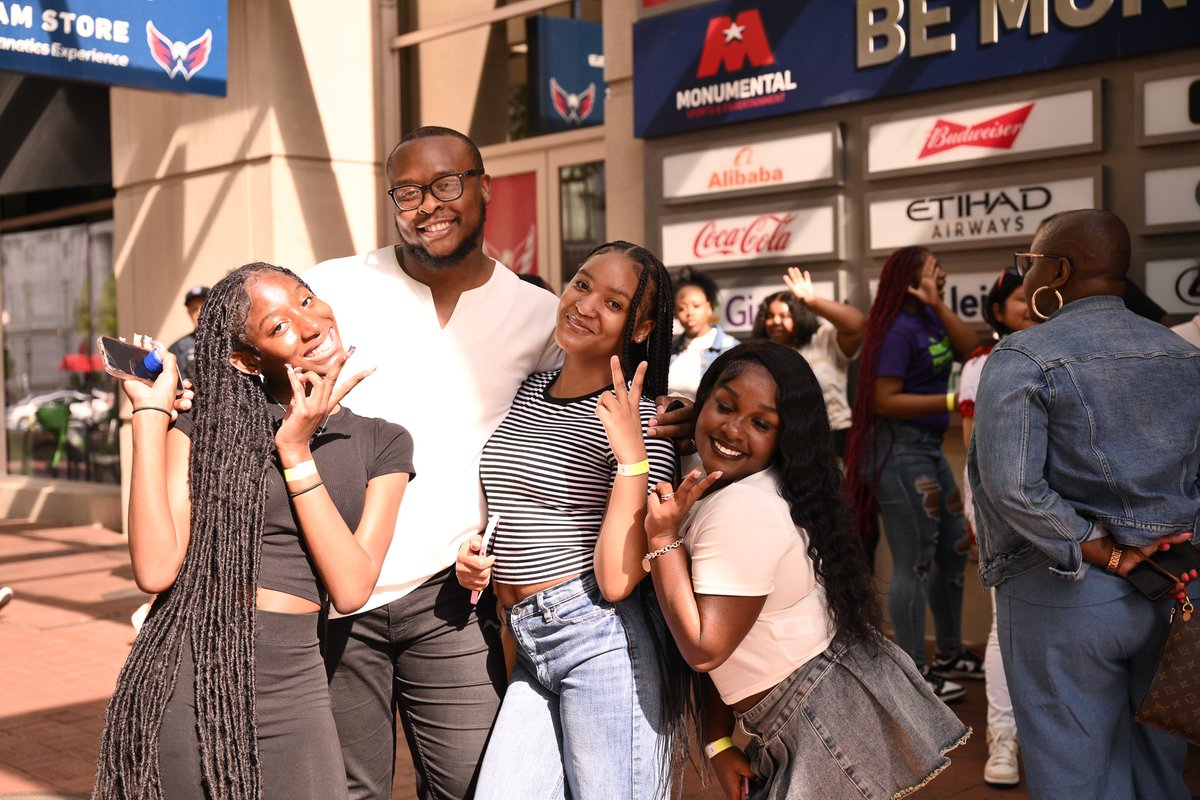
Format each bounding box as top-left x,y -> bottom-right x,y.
94,262 -> 301,800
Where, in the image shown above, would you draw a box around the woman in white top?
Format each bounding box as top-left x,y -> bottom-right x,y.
641,341 -> 968,800
668,267 -> 740,399
751,267 -> 864,455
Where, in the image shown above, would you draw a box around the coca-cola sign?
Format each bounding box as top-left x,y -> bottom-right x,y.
867,85 -> 1098,176
661,202 -> 838,267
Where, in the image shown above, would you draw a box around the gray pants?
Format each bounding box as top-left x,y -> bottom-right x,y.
159,609 -> 347,800
322,566 -> 507,800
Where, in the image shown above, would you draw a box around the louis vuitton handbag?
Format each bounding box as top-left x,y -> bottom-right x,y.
1134,597 -> 1200,746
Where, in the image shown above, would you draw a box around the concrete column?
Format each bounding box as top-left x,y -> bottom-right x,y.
602,0 -> 645,245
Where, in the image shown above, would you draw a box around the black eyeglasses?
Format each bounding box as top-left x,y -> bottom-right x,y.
1012,252 -> 1067,277
387,169 -> 484,211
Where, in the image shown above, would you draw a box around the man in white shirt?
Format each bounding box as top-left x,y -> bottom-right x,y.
305,127 -> 561,800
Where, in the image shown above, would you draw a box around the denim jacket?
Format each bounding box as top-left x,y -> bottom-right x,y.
669,325 -> 739,375
968,295 -> 1200,589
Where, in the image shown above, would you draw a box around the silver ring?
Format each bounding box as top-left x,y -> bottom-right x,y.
659,492 -> 675,502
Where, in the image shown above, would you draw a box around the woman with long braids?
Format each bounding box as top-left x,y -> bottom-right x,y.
93,263 -> 414,800
642,341 -> 968,799
843,247 -> 981,703
456,241 -> 689,799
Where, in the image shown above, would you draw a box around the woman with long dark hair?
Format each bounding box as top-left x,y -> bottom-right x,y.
642,341 -> 968,799
750,267 -> 865,456
456,241 -> 689,799
93,263 -> 414,800
843,247 -> 981,703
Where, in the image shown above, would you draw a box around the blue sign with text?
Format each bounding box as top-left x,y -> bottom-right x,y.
633,0 -> 1200,138
0,0 -> 226,96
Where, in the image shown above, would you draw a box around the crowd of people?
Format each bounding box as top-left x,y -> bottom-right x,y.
91,126 -> 1200,800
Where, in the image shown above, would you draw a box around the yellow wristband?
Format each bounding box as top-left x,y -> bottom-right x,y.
704,736 -> 735,759
283,460 -> 318,482
616,458 -> 650,477
946,392 -> 956,413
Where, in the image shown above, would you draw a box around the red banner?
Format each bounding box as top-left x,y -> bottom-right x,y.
919,104 -> 1034,159
483,172 -> 538,276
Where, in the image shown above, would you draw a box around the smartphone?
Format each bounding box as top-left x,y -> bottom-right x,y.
469,514 -> 500,605
96,335 -> 182,390
740,775 -> 751,800
1126,542 -> 1200,600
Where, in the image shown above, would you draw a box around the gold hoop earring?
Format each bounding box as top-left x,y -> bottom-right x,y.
1030,285 -> 1063,321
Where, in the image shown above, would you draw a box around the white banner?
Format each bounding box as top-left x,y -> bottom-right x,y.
867,89 -> 1096,174
1145,258 -> 1200,315
867,176 -> 1096,251
661,204 -> 837,267
1144,166 -> 1200,228
868,270 -> 1008,324
714,281 -> 836,334
662,129 -> 836,200
1143,73 -> 1200,139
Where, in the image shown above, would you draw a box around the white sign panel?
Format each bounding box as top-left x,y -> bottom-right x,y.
1145,258 -> 1200,315
868,176 -> 1096,251
714,281 -> 836,334
663,129 -> 836,200
868,89 -> 1095,174
1143,73 -> 1200,139
661,204 -> 837,267
868,270 -> 1006,324
1144,166 -> 1200,228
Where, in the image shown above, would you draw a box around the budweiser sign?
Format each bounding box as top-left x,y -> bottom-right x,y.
693,214 -> 795,259
661,204 -> 837,267
919,104 -> 1033,159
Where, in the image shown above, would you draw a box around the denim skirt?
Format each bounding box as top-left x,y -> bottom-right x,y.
737,633 -> 970,800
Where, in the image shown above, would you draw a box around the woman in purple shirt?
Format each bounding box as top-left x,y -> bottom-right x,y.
844,246 -> 980,703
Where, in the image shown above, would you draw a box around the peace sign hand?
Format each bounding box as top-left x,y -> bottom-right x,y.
646,469 -> 722,551
275,349 -> 375,456
595,356 -> 649,466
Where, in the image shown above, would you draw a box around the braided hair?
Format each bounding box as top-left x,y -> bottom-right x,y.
749,290 -> 821,348
843,246 -> 930,545
582,240 -> 674,399
94,262 -> 300,800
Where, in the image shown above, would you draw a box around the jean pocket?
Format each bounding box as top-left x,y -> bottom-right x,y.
548,590 -> 615,625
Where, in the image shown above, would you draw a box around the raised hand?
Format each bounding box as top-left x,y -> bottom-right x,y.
906,256 -> 945,307
646,469 -> 723,550
122,344 -> 183,420
275,349 -> 375,454
595,356 -> 650,466
783,266 -> 815,305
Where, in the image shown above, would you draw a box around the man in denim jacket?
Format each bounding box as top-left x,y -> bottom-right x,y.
969,209 -> 1200,800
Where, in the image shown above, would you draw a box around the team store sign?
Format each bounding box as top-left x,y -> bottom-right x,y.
661,203 -> 838,267
867,88 -> 1096,174
662,129 -> 837,200
868,175 -> 1097,252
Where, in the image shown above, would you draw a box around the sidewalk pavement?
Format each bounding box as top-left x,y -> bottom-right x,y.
0,520 -> 1193,799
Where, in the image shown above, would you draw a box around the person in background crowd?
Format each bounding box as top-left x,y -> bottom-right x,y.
971,210 -> 1200,799
750,267 -> 865,457
517,272 -> 554,293
644,341 -> 968,800
94,263 -> 411,800
1122,277 -> 1172,325
458,241 -> 689,799
302,127 -> 693,800
668,267 -> 739,400
167,286 -> 209,381
956,267 -> 1033,788
844,246 -> 982,704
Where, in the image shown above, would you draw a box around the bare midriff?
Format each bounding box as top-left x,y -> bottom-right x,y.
256,587 -> 320,613
495,572 -> 583,607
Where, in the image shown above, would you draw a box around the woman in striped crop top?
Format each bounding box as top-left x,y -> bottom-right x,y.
457,241 -> 691,799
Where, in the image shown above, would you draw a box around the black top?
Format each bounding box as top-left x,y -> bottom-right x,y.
173,404 -> 414,605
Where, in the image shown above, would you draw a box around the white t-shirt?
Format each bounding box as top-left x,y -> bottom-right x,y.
1172,315 -> 1200,349
683,468 -> 835,705
667,327 -> 718,400
796,321 -> 856,432
305,247 -> 561,615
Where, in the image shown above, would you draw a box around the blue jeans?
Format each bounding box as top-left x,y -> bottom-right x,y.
872,421 -> 967,669
475,573 -> 667,800
996,566 -> 1190,799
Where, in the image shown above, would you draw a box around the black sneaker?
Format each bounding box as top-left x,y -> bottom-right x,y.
930,649 -> 985,681
921,667 -> 966,704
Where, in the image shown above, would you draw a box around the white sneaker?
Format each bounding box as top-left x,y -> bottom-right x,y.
984,725 -> 1020,786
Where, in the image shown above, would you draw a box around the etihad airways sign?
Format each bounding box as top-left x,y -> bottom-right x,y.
867,87 -> 1098,176
661,201 -> 840,267
632,1 -> 1198,139
662,127 -> 839,200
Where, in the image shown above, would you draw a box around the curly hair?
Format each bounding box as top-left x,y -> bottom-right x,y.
750,291 -> 821,348
695,341 -> 882,644
673,266 -> 721,308
581,240 -> 674,399
842,246 -> 931,545
94,262 -> 301,799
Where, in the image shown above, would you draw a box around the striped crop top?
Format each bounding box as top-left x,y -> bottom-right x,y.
480,370 -> 676,585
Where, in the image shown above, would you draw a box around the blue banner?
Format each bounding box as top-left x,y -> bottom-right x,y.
528,16 -> 606,135
0,0 -> 226,96
633,0 -> 1200,138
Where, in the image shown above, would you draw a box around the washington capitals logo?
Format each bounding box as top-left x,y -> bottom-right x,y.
550,78 -> 596,124
146,21 -> 213,80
